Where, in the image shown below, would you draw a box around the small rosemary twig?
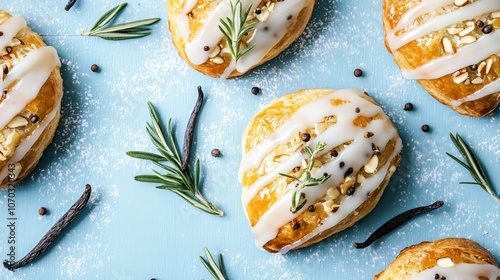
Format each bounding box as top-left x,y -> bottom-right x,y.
3,185 -> 92,271
200,248 -> 227,280
218,0 -> 257,61
82,3 -> 160,40
279,142 -> 331,213
127,101 -> 224,216
446,132 -> 500,203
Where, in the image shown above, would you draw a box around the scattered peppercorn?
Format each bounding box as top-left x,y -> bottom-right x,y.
346,186 -> 355,196
91,64 -> 99,72
301,133 -> 311,142
421,124 -> 430,132
2,89 -> 6,96
255,8 -> 262,14
251,86 -> 260,95
470,64 -> 478,71
339,162 -> 345,168
0,32 -> 3,37
31,115 -> 39,123
2,65 -> 8,74
38,207 -> 47,216
211,148 -> 221,157
354,68 -> 363,77
308,205 -> 316,212
331,150 -> 338,157
292,166 -> 300,173
345,168 -> 353,177
482,25 -> 493,34
6,46 -> 12,53
404,102 -> 414,111
287,15 -> 292,20
475,20 -> 484,28
364,132 -> 374,138
355,107 -> 360,113
434,274 -> 440,280
203,46 -> 210,51
291,219 -> 300,230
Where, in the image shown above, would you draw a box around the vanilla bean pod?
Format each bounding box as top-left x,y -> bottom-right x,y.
181,86 -> 204,171
3,184 -> 92,271
354,200 -> 444,249
64,0 -> 78,11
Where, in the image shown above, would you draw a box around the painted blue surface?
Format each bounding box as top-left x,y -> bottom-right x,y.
0,0 -> 498,279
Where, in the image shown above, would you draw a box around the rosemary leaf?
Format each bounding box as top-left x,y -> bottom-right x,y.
127,102 -> 224,216
200,248 -> 227,280
447,132 -> 500,203
83,3 -> 160,40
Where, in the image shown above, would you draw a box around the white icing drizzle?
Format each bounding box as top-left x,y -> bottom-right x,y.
388,0 -> 500,105
0,46 -> 61,130
387,0 -> 500,51
240,89 -> 401,252
0,101 -> 61,183
410,263 -> 500,280
451,76 -> 500,106
177,0 -> 307,76
0,16 -> 27,49
403,29 -> 500,79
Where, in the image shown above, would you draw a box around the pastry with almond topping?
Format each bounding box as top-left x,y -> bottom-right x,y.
382,0 -> 500,117
239,88 -> 402,253
0,10 -> 63,189
375,238 -> 500,279
167,0 -> 316,78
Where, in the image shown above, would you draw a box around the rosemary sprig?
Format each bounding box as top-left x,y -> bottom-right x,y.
280,142 -> 332,213
446,132 -> 500,203
126,102 -> 224,216
219,0 -> 257,61
200,248 -> 227,280
82,3 -> 160,40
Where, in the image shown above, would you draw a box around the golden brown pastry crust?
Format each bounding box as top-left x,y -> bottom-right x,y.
375,238 -> 500,280
167,0 -> 316,78
382,0 -> 500,117
240,89 -> 401,253
0,10 -> 63,189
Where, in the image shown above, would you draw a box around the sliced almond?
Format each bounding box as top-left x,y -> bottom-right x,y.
458,22 -> 475,36
7,116 -> 28,128
210,56 -> 224,64
485,58 -> 493,74
327,187 -> 340,200
324,115 -> 337,124
267,2 -> 275,12
446,27 -> 464,35
464,78 -> 470,85
340,176 -> 355,194
491,11 -> 500,18
477,61 -> 487,76
12,162 -> 22,180
437,257 -> 455,268
364,155 -> 379,174
208,45 -> 221,58
459,35 -> 477,45
255,8 -> 270,22
471,77 -> 483,84
452,72 -> 469,84
442,37 -> 454,54
454,0 -> 468,6
357,174 -> 366,184
322,199 -> 334,213
314,122 -> 328,135
273,154 -> 290,162
389,165 -> 397,174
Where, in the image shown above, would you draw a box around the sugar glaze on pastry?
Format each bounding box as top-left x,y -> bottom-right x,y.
410,263 -> 500,280
383,0 -> 500,117
240,89 -> 402,253
168,0 -> 315,78
0,11 -> 63,188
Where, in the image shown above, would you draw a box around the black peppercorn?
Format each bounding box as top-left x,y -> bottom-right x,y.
340,162 -> 345,168
308,205 -> 316,212
301,133 -> 311,142
404,102 -> 414,111
2,88 -> 7,96
421,124 -> 430,132
287,15 -> 292,20
0,32 -> 3,37
31,115 -> 39,123
6,46 -> 12,53
346,186 -> 355,196
38,207 -> 47,216
345,167 -> 353,177
251,86 -> 260,95
475,20 -> 484,28
355,107 -> 360,113
203,46 -> 210,51
255,8 -> 262,14
470,64 -> 478,71
354,68 -> 363,77
482,25 -> 493,34
434,274 -> 440,280
211,148 -> 221,157
331,150 -> 338,157
91,64 -> 99,72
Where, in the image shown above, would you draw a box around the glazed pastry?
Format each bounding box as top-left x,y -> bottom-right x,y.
167,0 -> 315,78
239,88 -> 402,253
382,0 -> 500,117
376,238 -> 500,279
0,10 -> 63,189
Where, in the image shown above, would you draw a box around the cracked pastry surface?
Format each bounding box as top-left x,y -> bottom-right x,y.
382,0 -> 500,117
0,10 -> 63,189
239,88 -> 402,253
375,238 -> 500,280
167,0 -> 316,78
